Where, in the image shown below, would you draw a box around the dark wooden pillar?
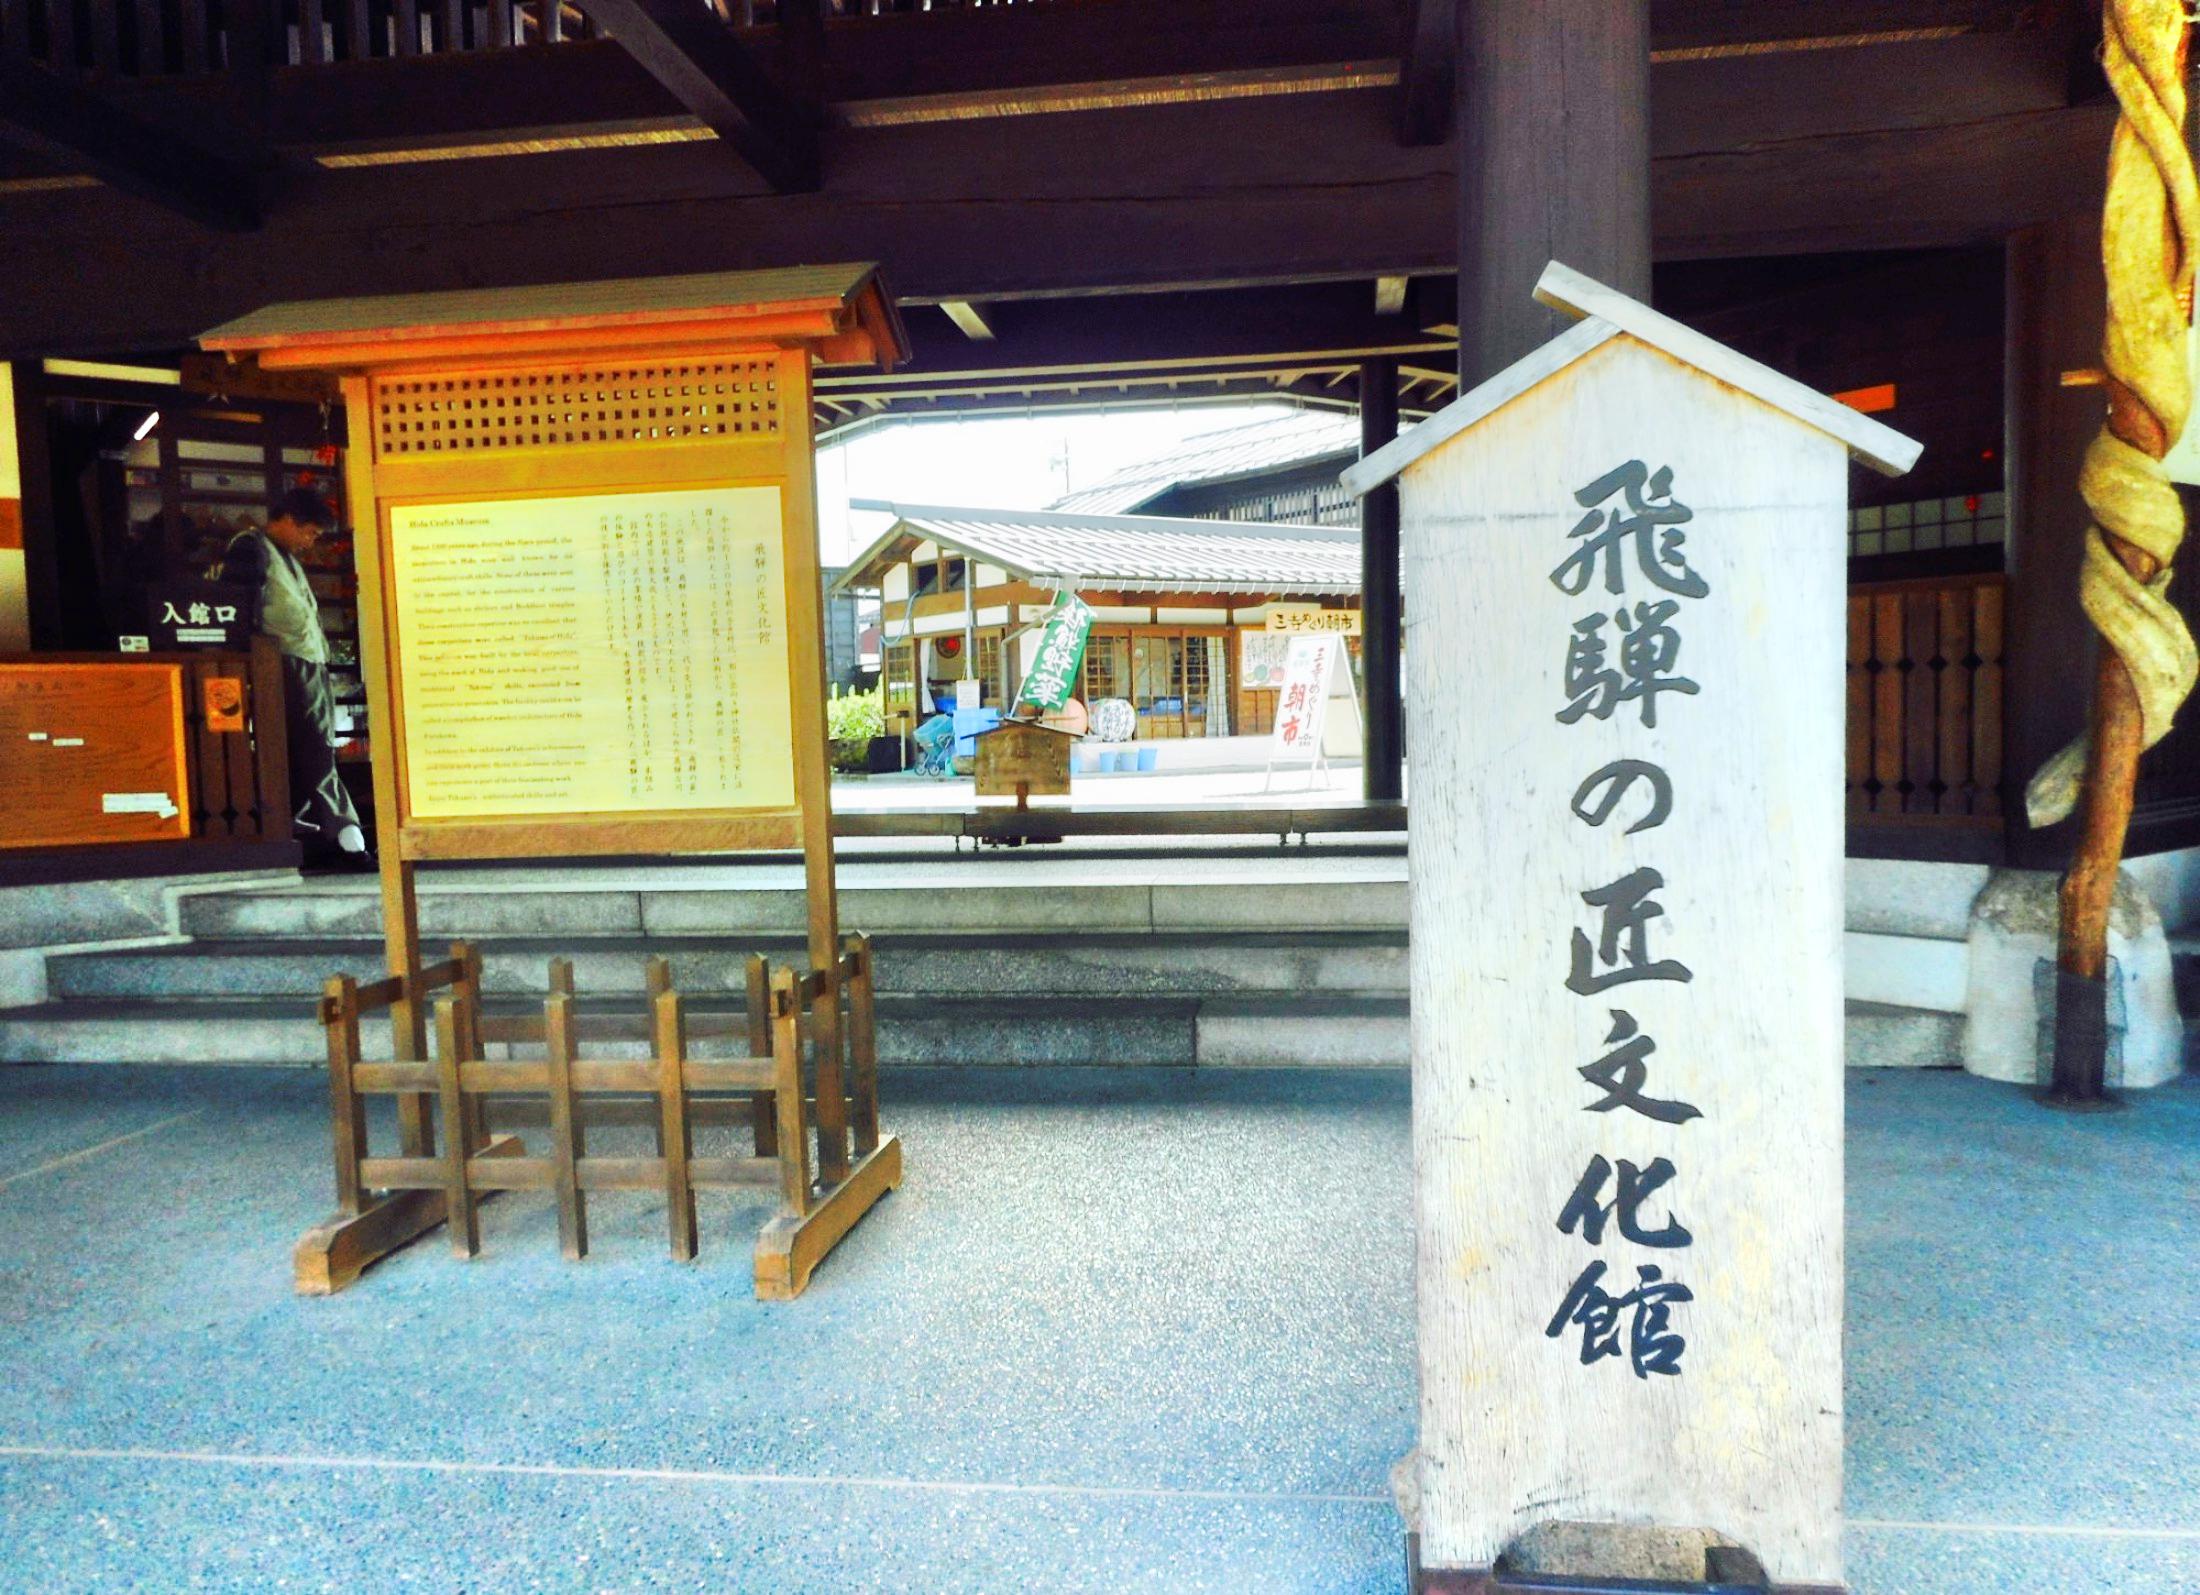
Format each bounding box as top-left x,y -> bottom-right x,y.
1360,356 -> 1404,800
1456,0 -> 1650,384
9,361 -> 63,652
2003,216 -> 2107,870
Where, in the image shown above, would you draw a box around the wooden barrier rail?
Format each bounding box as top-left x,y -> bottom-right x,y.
1845,572 -> 2005,823
297,933 -> 899,1299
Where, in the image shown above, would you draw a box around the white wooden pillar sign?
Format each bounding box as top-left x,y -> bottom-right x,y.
1344,264 -> 1919,1593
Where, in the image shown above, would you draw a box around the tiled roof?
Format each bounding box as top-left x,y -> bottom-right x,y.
1047,409 -> 1360,515
839,502 -> 1359,596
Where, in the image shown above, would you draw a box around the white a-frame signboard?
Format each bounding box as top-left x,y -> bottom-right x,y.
1345,263 -> 1919,1594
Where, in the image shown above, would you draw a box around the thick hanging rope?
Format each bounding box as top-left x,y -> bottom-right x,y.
2026,0 -> 2200,831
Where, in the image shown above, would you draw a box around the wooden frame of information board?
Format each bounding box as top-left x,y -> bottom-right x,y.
203,266 -> 909,1294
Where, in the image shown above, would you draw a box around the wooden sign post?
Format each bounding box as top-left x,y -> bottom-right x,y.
202,266 -> 908,1292
1345,264 -> 1920,1593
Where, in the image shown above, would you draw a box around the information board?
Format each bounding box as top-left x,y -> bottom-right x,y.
0,663 -> 189,847
389,486 -> 795,820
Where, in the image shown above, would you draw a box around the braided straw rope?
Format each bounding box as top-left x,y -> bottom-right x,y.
2026,0 -> 2200,828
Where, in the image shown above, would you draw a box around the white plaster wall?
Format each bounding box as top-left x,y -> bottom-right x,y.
0,552 -> 28,653
2122,845 -> 2200,933
0,361 -> 24,653
0,361 -> 17,499
1844,931 -> 1969,1011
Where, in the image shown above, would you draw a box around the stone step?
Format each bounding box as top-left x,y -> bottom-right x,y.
45,932 -> 1408,1002
0,992 -> 1956,1072
174,875 -> 1410,941
0,993 -> 1410,1070
1843,1000 -> 1965,1070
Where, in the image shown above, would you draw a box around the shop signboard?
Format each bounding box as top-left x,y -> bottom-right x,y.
1265,602 -> 1361,635
1268,634 -> 1339,758
1015,591 -> 1093,711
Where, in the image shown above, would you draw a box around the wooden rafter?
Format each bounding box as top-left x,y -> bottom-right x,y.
940,300 -> 998,341
570,0 -> 818,191
0,55 -> 258,230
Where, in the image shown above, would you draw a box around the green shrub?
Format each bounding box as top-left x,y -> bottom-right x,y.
828,681 -> 886,772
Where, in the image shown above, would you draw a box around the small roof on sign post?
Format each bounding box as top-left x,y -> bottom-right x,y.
1340,260 -> 1921,497
198,263 -> 910,375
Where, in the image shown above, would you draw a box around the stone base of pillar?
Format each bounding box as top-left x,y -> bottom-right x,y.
1961,867 -> 2184,1089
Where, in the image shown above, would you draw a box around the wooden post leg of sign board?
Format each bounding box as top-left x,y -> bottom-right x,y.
780,348 -> 853,1189
1344,264 -> 1919,1592
339,373 -> 435,1162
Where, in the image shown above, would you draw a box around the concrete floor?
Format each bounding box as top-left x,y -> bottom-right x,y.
0,1064 -> 2193,1594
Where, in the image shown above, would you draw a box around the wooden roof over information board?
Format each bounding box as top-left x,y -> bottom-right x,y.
201,263 -> 909,374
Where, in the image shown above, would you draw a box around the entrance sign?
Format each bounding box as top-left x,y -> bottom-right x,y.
202,265 -> 910,1299
389,488 -> 794,819
1345,263 -> 1918,1593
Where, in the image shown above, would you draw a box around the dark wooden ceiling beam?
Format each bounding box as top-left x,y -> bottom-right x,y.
92,5 -> 2057,159
570,0 -> 818,191
1395,0 -> 1453,146
818,281 -> 1453,393
0,63 -> 2124,358
0,55 -> 259,230
804,0 -> 1398,106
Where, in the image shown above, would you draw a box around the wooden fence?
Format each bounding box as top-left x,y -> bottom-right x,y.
1846,573 -> 2004,823
299,933 -> 899,1299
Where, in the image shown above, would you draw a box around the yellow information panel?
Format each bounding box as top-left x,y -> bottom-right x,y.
389,485 -> 795,819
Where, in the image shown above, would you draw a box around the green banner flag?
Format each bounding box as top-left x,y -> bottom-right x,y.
1015,591 -> 1094,711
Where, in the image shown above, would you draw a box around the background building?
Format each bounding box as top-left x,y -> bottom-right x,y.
837,501 -> 1359,738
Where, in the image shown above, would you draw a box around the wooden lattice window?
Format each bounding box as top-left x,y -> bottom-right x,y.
373,361 -> 780,458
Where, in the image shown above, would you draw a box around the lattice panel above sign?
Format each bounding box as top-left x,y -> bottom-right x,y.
373,361 -> 781,458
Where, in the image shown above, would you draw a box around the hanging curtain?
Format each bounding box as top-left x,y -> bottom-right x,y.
1205,634 -> 1231,736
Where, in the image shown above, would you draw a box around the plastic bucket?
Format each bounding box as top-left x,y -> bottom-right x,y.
1136,747 -> 1159,772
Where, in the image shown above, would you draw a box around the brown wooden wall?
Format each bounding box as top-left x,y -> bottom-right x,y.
1846,574 -> 2004,825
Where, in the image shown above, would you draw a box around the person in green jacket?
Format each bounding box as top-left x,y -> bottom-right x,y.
224,487 -> 369,869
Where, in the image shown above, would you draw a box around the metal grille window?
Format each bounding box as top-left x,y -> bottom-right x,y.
1850,493 -> 2005,559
